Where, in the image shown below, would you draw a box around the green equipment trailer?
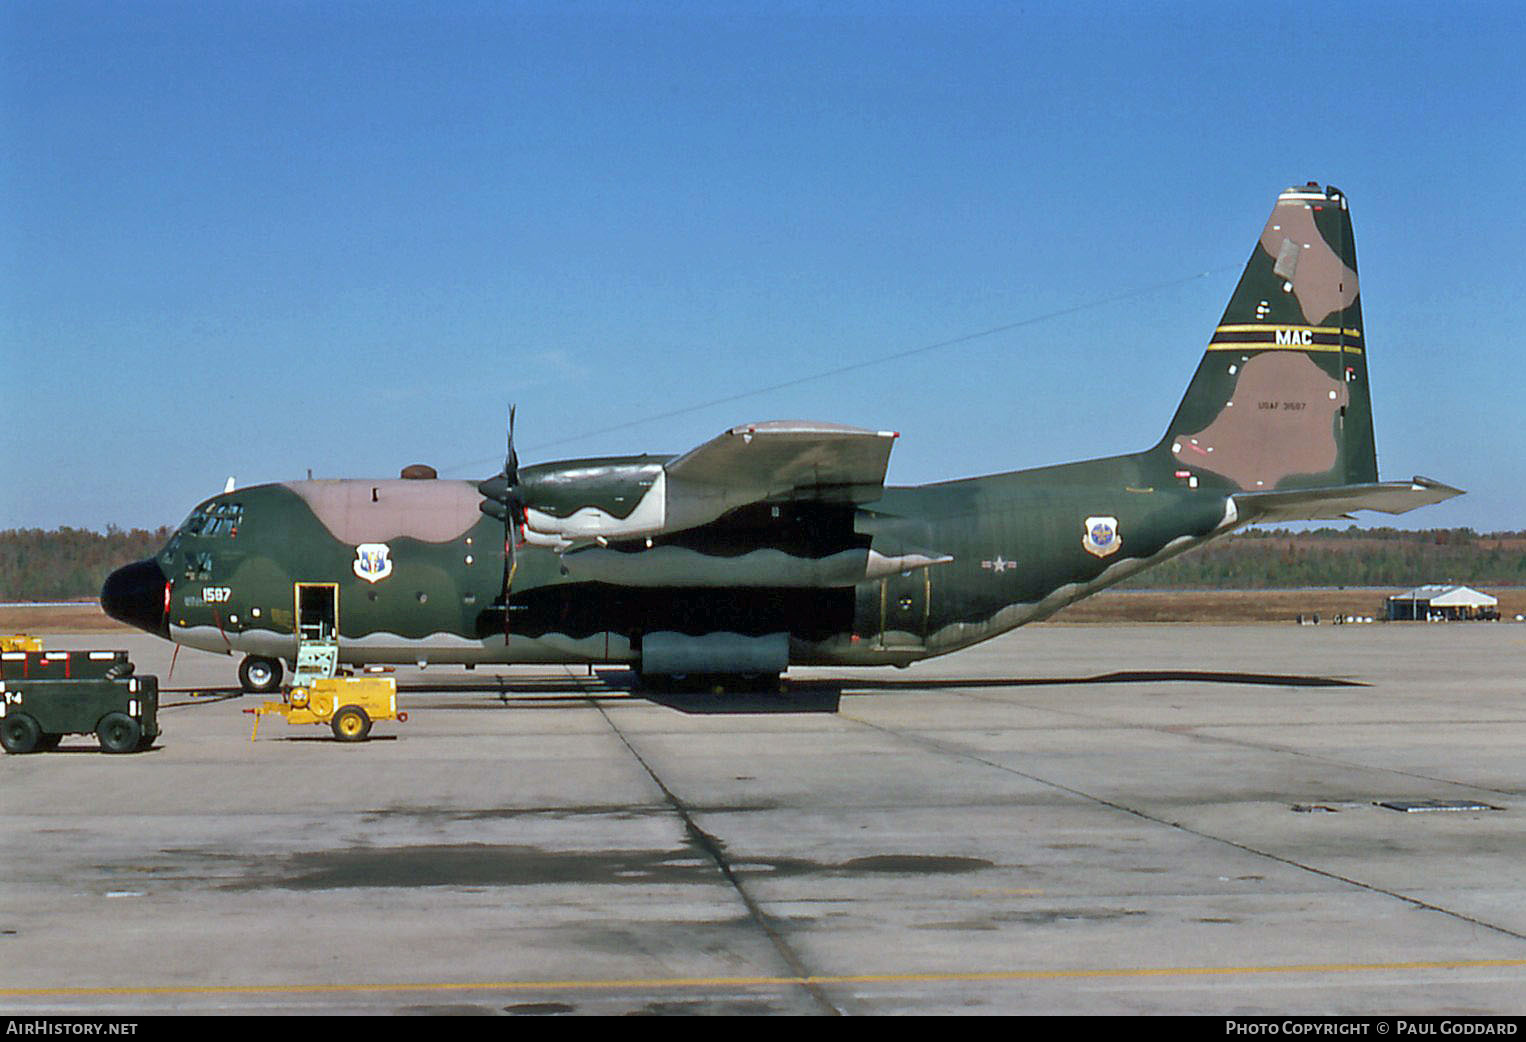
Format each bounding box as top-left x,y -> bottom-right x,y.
0,649 -> 160,754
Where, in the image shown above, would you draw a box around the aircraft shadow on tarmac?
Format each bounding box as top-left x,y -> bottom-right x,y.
836,670 -> 1369,691
151,668 -> 1361,717
381,667 -> 1365,716
158,671 -> 1366,717
389,672 -> 845,714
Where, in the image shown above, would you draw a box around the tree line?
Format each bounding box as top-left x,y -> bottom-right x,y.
1119,526 -> 1526,589
0,524 -> 1520,601
0,527 -> 173,602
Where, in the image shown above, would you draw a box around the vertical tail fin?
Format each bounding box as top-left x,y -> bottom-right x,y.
1160,183 -> 1376,493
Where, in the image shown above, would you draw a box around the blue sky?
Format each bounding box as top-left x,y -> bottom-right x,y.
3,1 -> 1523,532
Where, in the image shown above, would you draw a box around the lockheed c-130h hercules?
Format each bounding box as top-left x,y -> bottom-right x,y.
102,183 -> 1461,693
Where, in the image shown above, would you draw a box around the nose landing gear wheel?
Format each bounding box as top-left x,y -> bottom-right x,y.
238,655 -> 284,694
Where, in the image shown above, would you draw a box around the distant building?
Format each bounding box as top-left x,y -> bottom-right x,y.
1385,585 -> 1499,622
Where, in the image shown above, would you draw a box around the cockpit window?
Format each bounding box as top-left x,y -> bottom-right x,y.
184,503 -> 243,538
184,552 -> 213,581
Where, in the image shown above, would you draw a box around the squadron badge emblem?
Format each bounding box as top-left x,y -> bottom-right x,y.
1081,517 -> 1121,558
353,543 -> 394,583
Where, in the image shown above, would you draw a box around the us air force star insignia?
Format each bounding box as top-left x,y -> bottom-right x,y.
981,556 -> 1017,573
1082,517 -> 1121,558
353,543 -> 393,583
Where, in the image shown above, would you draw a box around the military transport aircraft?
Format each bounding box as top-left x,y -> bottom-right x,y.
102,183 -> 1461,692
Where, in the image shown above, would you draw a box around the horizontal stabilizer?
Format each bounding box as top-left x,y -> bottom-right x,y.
1231,476 -> 1463,524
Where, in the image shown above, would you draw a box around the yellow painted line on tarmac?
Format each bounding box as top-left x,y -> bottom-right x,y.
4,959 -> 1525,998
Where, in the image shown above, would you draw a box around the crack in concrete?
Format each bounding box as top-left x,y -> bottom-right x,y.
567,667 -> 842,1016
842,711 -> 1526,945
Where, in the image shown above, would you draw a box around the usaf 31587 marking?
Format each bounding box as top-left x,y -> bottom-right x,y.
102,184 -> 1461,692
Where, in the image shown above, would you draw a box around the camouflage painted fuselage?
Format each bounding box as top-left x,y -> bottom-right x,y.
150,451 -> 1232,670
103,184 -> 1459,677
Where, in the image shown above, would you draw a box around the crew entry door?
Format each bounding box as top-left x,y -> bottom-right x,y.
293,583 -> 340,684
296,583 -> 338,642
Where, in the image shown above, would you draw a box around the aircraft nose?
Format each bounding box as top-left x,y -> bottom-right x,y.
100,559 -> 170,638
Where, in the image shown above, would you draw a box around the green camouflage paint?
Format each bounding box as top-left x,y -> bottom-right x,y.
102,185 -> 1460,682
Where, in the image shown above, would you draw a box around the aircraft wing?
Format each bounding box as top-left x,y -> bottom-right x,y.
660,421 -> 899,533
668,421 -> 898,502
504,420 -> 900,548
550,422 -> 935,586
1231,476 -> 1463,524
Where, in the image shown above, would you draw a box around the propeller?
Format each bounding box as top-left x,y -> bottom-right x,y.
477,405 -> 525,641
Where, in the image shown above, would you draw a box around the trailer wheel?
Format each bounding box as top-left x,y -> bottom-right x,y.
96,712 -> 142,754
331,706 -> 372,742
0,713 -> 41,754
238,656 -> 284,694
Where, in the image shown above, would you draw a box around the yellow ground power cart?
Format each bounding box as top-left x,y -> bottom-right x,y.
1,636 -> 44,653
245,675 -> 406,742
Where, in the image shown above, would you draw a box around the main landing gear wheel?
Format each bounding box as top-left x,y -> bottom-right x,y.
331,706 -> 372,742
238,655 -> 284,694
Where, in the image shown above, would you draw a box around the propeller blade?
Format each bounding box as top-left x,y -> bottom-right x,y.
497,404 -> 523,643
506,404 -> 519,486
